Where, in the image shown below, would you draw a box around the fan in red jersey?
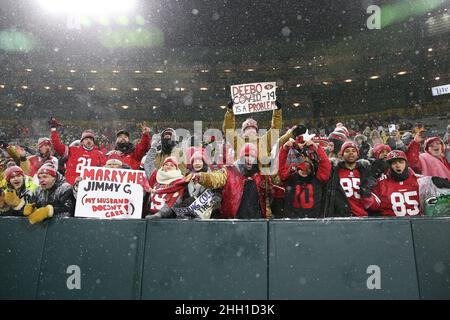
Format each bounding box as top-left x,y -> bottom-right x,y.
323,141 -> 372,217
48,118 -> 106,185
362,150 -> 450,216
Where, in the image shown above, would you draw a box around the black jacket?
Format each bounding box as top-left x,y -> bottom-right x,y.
323,160 -> 370,217
29,173 -> 75,217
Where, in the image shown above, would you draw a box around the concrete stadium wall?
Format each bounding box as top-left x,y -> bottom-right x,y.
0,217 -> 449,300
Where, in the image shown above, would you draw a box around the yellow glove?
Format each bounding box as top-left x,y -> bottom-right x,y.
4,190 -> 23,208
23,203 -> 36,216
27,205 -> 54,225
0,193 -> 5,208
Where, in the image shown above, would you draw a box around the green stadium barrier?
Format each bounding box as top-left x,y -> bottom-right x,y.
36,218 -> 146,300
269,218 -> 420,299
3,217 -> 449,300
0,217 -> 48,300
141,220 -> 268,300
411,217 -> 450,300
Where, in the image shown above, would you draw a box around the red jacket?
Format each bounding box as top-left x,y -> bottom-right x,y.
51,130 -> 106,185
220,165 -> 270,219
406,140 -> 450,177
278,145 -> 331,183
110,133 -> 151,170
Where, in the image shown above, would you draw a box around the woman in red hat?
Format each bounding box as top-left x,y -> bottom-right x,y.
406,134 -> 450,179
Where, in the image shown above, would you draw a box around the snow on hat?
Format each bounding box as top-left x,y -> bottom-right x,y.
80,130 -> 95,142
162,156 -> 179,169
385,150 -> 408,163
424,137 -> 444,154
239,143 -> 258,158
187,147 -> 210,165
116,129 -> 130,137
37,163 -> 57,177
334,126 -> 349,137
161,128 -> 177,140
5,165 -> 24,182
328,130 -> 348,142
37,137 -> 52,149
339,141 -> 359,156
372,143 -> 392,160
106,151 -> 123,167
242,118 -> 258,133
312,136 -> 329,148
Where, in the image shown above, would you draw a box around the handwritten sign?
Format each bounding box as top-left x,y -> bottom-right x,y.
188,189 -> 215,219
74,167 -> 144,219
231,81 -> 277,115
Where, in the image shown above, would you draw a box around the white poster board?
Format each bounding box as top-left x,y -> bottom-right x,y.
231,81 -> 277,115
74,167 -> 145,219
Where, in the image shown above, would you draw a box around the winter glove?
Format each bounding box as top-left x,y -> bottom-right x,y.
27,205 -> 54,224
146,212 -> 162,220
275,100 -> 283,109
0,192 -> 5,208
23,203 -> 35,216
227,99 -> 234,110
370,159 -> 388,179
4,190 -> 23,209
48,117 -> 63,129
292,125 -> 307,139
431,177 -> 450,189
360,176 -> 377,197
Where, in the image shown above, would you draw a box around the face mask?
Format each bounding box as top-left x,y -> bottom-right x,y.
390,165 -> 409,181
161,138 -> 175,152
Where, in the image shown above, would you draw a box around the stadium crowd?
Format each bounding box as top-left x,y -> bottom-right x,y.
1,101 -> 449,223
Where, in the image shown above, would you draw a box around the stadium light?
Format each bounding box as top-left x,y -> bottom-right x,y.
37,0 -> 137,16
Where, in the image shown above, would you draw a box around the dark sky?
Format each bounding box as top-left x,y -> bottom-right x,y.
0,0 -> 390,49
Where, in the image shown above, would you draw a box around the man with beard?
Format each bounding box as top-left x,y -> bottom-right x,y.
108,124 -> 151,170
49,117 -> 106,185
190,143 -> 271,219
362,150 -> 450,216
278,136 -> 331,218
27,138 -> 59,184
144,128 -> 186,176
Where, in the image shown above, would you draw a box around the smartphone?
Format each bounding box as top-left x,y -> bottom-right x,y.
388,124 -> 396,134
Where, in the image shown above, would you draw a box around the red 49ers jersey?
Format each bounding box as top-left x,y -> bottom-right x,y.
371,172 -> 421,217
64,146 -> 106,185
338,167 -> 368,217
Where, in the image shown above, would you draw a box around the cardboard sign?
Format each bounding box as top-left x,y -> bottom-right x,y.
231,82 -> 277,115
188,189 -> 215,219
74,167 -> 144,219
